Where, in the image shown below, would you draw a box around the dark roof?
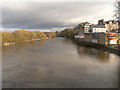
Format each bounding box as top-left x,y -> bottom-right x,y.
98,19 -> 105,25
105,21 -> 109,24
91,25 -> 106,28
75,22 -> 91,29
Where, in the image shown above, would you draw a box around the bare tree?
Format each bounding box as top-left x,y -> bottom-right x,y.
114,0 -> 120,31
114,0 -> 120,20
118,0 -> 120,24
118,0 -> 120,31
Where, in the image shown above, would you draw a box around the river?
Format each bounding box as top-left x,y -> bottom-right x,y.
2,37 -> 118,88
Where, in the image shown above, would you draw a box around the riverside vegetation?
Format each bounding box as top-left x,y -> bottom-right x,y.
59,28 -> 76,38
1,30 -> 56,46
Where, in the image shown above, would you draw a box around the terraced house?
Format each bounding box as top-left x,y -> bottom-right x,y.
75,19 -> 119,45
74,22 -> 91,39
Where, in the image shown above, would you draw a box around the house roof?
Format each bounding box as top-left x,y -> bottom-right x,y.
91,25 -> 106,28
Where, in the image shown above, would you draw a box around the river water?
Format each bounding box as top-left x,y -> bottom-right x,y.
2,37 -> 118,88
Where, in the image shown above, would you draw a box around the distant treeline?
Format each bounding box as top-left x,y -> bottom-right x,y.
59,28 -> 76,38
1,30 -> 56,45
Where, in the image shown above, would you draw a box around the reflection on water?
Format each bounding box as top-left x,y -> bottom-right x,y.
78,46 -> 118,63
2,37 -> 118,88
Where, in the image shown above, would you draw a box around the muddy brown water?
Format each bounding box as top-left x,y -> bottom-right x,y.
2,37 -> 118,88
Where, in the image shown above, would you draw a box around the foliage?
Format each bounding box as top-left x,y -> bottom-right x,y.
2,31 -> 15,44
60,28 -> 76,38
34,31 -> 47,39
55,31 -> 60,37
13,30 -> 31,42
44,32 -> 56,38
2,30 -> 47,44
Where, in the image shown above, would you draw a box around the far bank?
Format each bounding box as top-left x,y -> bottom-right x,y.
1,30 -> 56,46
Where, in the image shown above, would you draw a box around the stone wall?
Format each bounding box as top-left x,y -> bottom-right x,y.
84,33 -> 108,45
84,33 -> 92,43
98,33 -> 107,45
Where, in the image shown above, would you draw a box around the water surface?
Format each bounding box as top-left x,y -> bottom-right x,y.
2,37 -> 118,88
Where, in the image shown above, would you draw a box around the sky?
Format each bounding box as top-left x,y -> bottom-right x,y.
0,0 -> 116,32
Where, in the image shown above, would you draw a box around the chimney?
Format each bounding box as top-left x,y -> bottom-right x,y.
98,19 -> 105,25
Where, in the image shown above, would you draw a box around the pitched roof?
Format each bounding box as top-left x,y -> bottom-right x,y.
91,25 -> 106,28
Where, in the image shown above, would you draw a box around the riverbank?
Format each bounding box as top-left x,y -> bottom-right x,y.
2,37 -> 48,46
66,38 -> 120,56
2,30 -> 57,46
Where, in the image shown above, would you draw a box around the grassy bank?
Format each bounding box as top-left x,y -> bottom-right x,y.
1,30 -> 56,46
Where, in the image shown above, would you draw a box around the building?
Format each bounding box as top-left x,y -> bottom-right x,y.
108,33 -> 117,45
84,23 -> 91,33
91,25 -> 106,33
84,33 -> 92,43
77,19 -> 119,45
94,19 -> 118,32
90,19 -> 106,33
84,19 -> 107,45
98,19 -> 105,25
84,19 -> 107,34
92,33 -> 107,45
98,33 -> 108,45
84,32 -> 119,45
92,34 -> 99,43
84,33 -> 108,45
74,22 -> 91,38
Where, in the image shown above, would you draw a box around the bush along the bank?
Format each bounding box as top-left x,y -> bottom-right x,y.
44,32 -> 56,38
55,31 -> 61,37
2,30 -> 55,46
60,28 -> 77,39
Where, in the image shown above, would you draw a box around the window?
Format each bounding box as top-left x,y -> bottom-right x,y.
109,35 -> 116,37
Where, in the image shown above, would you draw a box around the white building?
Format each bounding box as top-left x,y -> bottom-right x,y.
108,33 -> 117,44
91,25 -> 106,33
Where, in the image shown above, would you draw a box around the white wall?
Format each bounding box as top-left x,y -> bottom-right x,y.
93,28 -> 106,33
109,39 -> 117,44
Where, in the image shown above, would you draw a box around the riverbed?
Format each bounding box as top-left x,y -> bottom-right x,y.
2,37 -> 118,88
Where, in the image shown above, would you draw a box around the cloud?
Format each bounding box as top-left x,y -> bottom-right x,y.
1,2 -> 115,31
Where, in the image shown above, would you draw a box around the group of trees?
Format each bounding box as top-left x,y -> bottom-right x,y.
1,28 -> 77,45
2,30 -> 56,45
45,32 -> 56,38
59,28 -> 76,39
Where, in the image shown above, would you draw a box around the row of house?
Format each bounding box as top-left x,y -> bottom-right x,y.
74,19 -> 120,45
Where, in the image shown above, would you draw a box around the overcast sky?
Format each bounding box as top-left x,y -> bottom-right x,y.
1,0 -> 116,32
